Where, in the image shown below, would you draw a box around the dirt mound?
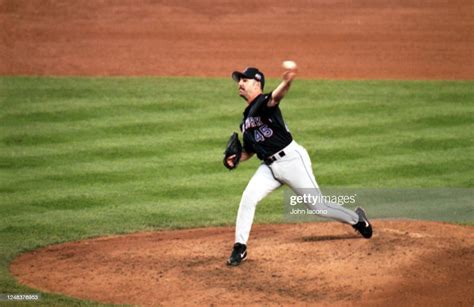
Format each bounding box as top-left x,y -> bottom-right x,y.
10,221 -> 474,306
1,0 -> 472,79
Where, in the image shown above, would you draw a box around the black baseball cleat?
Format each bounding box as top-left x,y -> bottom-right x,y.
352,207 -> 373,239
227,243 -> 247,266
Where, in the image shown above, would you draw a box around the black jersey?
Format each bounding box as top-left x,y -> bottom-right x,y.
240,93 -> 293,160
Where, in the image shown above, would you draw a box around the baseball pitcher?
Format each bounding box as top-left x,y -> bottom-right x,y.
224,62 -> 373,266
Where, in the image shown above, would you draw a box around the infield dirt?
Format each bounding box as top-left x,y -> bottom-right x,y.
11,221 -> 474,306
1,0 -> 473,79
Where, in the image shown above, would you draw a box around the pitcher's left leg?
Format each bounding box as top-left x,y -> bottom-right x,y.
277,144 -> 359,224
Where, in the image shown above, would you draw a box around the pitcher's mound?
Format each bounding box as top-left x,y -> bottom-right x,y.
10,221 -> 474,306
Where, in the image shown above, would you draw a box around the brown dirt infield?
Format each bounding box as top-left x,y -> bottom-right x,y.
10,221 -> 474,306
1,0 -> 473,79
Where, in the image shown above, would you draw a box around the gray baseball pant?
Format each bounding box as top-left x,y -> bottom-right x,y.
235,140 -> 359,244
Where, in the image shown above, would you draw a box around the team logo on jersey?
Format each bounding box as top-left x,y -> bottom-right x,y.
242,116 -> 264,132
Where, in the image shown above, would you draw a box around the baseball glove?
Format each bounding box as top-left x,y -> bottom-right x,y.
223,132 -> 242,170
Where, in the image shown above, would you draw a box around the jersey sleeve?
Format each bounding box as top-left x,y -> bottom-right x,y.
242,133 -> 255,154
252,92 -> 273,112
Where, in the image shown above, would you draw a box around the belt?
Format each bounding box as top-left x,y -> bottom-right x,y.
264,150 -> 286,165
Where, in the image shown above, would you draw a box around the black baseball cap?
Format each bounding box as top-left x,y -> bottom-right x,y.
232,67 -> 265,90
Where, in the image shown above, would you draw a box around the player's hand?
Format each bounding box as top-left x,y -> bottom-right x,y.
282,70 -> 297,83
226,154 -> 236,168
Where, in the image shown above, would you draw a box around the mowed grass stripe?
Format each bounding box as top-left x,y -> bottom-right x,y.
3,139 -> 471,190
313,142 -> 473,166
3,116 -> 278,145
3,144 -> 471,204
0,139 -> 225,171
1,129 -> 232,159
318,157 -> 472,186
0,104 -> 236,131
3,125 -> 472,174
3,115 -> 472,154
2,178 -> 236,212
3,103 -> 471,152
2,110 -> 472,165
3,159 -> 225,192
2,104 -> 471,147
2,84 -> 470,129
2,79 -> 471,124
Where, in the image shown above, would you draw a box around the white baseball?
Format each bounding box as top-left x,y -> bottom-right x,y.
282,60 -> 297,70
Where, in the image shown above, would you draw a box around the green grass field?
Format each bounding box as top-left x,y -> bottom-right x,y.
1,77 -> 473,305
